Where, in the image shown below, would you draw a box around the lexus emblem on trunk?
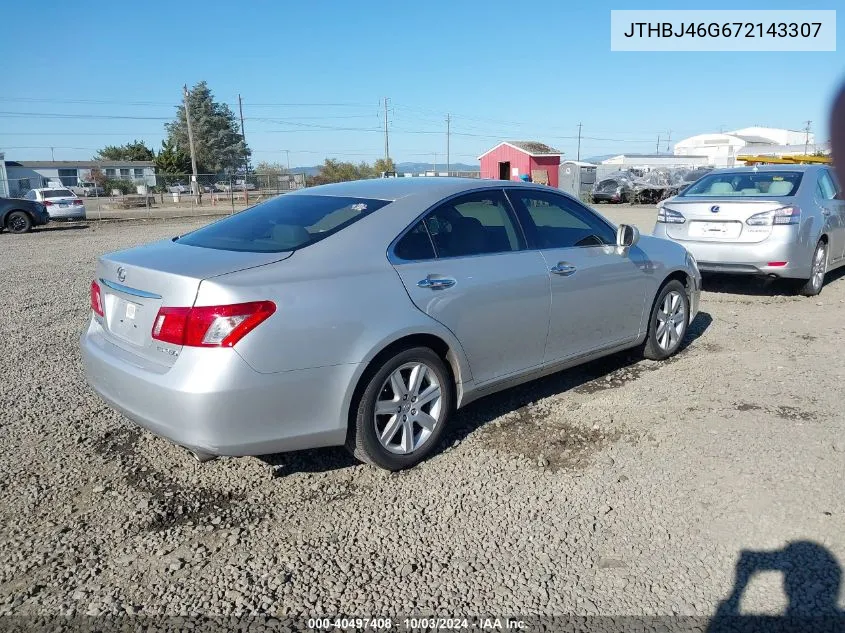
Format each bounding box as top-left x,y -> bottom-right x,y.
710,205 -> 720,213
117,267 -> 126,283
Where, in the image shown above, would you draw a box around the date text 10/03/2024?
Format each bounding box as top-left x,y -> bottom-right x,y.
307,617 -> 527,630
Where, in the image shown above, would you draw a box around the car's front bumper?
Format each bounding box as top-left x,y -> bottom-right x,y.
80,319 -> 355,457
653,225 -> 813,279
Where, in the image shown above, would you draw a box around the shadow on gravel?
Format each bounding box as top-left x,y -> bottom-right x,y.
703,267 -> 845,296
93,426 -> 252,532
36,223 -> 90,232
254,312 -> 712,477
709,541 -> 845,632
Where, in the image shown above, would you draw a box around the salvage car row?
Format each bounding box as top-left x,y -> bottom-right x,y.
78,164 -> 844,471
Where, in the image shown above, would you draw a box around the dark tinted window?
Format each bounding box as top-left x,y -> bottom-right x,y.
508,190 -> 615,248
178,194 -> 390,253
43,189 -> 75,198
423,190 -> 523,258
394,221 -> 435,261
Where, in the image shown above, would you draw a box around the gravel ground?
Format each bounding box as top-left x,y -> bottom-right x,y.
2,213 -> 844,625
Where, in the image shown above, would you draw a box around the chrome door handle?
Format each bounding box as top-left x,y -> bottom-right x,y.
417,276 -> 456,289
550,263 -> 577,276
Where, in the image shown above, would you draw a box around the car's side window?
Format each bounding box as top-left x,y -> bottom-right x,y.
818,171 -> 838,201
422,190 -> 524,258
394,221 -> 436,261
508,190 -> 616,249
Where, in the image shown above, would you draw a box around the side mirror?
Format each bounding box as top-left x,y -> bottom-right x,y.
617,223 -> 640,249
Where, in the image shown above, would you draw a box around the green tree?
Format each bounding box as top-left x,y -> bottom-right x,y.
154,140 -> 192,185
165,81 -> 250,174
309,159 -> 374,185
372,158 -> 396,174
93,140 -> 155,162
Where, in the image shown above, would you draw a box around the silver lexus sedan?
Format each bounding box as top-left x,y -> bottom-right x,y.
653,165 -> 845,296
81,178 -> 700,470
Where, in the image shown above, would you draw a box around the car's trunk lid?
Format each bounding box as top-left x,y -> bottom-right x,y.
662,197 -> 793,243
94,238 -> 291,366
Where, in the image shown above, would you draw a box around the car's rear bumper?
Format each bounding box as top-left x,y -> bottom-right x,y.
653,226 -> 812,279
47,206 -> 86,220
80,319 -> 355,456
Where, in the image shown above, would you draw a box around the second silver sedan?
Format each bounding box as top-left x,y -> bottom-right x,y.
81,178 -> 700,470
653,164 -> 845,296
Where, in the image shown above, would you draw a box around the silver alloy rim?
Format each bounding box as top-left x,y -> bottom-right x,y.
812,243 -> 827,291
374,362 -> 442,455
655,290 -> 686,352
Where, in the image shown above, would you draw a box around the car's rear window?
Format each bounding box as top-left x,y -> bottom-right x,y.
43,189 -> 75,198
177,194 -> 391,253
681,171 -> 803,197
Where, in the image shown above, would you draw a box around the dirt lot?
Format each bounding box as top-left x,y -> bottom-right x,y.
1,210 -> 844,625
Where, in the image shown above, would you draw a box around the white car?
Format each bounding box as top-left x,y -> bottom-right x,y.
24,188 -> 86,220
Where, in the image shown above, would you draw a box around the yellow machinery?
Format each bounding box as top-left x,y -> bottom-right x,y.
737,154 -> 832,165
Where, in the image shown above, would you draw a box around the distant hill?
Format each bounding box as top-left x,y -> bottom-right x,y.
290,161 -> 479,176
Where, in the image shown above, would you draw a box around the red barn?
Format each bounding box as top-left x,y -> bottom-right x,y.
478,141 -> 562,187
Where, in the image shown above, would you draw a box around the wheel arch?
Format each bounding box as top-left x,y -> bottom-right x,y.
2,208 -> 35,228
342,328 -> 471,437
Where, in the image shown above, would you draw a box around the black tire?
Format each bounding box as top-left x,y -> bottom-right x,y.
346,346 -> 454,471
796,240 -> 827,297
5,210 -> 33,234
642,280 -> 690,361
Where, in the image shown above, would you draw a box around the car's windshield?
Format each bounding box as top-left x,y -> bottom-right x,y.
177,194 -> 391,253
43,189 -> 75,198
681,171 -> 803,197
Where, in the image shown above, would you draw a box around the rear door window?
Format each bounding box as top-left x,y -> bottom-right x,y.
177,194 -> 390,253
817,170 -> 838,201
421,190 -> 524,258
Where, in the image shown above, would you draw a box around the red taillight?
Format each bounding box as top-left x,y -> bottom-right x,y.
767,261 -> 788,267
43,200 -> 54,206
151,301 -> 276,348
90,280 -> 104,317
72,198 -> 83,205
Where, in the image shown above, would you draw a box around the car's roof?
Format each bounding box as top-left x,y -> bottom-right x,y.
287,177 -> 543,201
33,187 -> 74,191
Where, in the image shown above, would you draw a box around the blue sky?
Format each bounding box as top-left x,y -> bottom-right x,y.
1,0 -> 842,167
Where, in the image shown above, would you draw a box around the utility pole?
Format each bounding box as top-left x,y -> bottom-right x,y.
383,97 -> 390,163
666,130 -> 672,153
656,134 -> 661,155
238,94 -> 248,204
576,123 -> 582,161
446,113 -> 451,175
50,147 -> 55,161
284,149 -> 290,171
433,152 -> 437,175
183,85 -> 201,203
804,120 -> 812,154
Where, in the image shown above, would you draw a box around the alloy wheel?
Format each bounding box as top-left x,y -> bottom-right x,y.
812,243 -> 827,292
374,362 -> 443,455
655,290 -> 686,352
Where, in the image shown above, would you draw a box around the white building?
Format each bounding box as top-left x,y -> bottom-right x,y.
3,160 -> 156,197
673,127 -> 819,167
600,153 -> 708,168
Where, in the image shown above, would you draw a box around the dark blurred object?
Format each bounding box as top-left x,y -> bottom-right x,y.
831,83 -> 845,189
